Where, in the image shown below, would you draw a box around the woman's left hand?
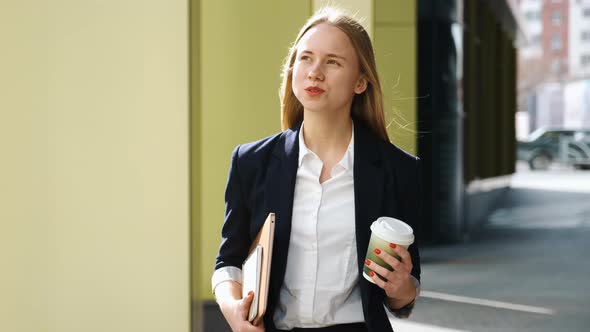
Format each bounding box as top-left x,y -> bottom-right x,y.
365,243 -> 416,309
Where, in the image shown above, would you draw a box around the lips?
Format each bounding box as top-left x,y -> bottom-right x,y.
305,86 -> 325,96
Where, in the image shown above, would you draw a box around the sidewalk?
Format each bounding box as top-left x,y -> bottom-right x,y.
395,169 -> 590,331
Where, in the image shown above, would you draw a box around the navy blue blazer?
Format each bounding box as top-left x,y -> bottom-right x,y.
215,120 -> 422,332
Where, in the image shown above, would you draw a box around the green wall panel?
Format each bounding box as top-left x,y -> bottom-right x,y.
375,0 -> 415,25
374,2 -> 417,155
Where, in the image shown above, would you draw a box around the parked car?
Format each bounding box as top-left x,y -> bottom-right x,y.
517,128 -> 590,170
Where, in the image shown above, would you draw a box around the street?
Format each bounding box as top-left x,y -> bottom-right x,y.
389,168 -> 590,331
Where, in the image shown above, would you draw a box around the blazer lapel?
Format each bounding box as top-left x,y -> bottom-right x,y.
264,123 -> 300,317
353,123 -> 386,266
353,123 -> 388,315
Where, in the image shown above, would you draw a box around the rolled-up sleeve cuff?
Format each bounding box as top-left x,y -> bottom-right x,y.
383,276 -> 421,319
211,266 -> 242,294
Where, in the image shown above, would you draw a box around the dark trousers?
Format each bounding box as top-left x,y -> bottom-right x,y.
277,323 -> 368,332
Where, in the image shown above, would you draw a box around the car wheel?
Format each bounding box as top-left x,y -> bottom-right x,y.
529,153 -> 552,170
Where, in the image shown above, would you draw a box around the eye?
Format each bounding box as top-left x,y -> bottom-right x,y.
327,59 -> 340,65
299,55 -> 311,61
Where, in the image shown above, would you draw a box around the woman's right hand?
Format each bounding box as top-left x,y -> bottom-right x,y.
219,291 -> 265,332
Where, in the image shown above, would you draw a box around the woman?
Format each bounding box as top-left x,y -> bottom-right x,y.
212,7 -> 421,332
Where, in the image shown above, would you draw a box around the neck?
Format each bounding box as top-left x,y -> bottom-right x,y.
302,111 -> 352,158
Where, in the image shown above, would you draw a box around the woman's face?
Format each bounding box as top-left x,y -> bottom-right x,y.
292,23 -> 366,116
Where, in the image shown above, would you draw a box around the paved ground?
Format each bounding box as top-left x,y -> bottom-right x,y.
390,168 -> 590,332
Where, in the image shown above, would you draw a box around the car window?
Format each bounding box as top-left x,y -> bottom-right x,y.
542,132 -> 558,141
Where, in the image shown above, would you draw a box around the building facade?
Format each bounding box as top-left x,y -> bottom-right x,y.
570,0 -> 590,79
518,0 -> 590,133
543,0 -> 569,78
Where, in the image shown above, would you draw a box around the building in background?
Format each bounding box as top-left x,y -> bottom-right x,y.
544,0 -> 569,79
568,0 -> 590,128
569,0 -> 590,79
518,0 -> 590,134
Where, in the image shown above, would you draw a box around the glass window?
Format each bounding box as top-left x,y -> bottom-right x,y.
582,54 -> 590,66
552,11 -> 562,25
584,8 -> 590,17
542,132 -> 559,142
551,35 -> 562,51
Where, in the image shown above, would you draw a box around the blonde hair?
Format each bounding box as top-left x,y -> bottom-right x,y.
279,7 -> 389,142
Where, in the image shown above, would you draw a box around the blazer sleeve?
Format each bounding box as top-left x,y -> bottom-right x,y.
386,156 -> 422,318
214,145 -> 252,271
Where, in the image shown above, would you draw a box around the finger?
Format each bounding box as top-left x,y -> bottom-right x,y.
240,321 -> 263,332
389,244 -> 414,273
253,319 -> 266,329
367,269 -> 388,290
373,248 -> 408,274
364,258 -> 393,281
253,321 -> 265,332
240,290 -> 254,320
244,321 -> 265,332
251,316 -> 265,327
389,243 -> 412,265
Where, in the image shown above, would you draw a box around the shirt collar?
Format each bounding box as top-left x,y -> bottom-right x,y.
298,121 -> 355,171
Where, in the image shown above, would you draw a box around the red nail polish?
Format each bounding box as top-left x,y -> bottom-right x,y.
365,259 -> 371,266
374,248 -> 381,255
389,243 -> 397,249
248,291 -> 253,296
369,271 -> 375,277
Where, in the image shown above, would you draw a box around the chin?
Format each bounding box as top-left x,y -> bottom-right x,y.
301,103 -> 325,113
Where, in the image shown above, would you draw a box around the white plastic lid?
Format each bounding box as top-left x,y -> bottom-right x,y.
370,217 -> 414,245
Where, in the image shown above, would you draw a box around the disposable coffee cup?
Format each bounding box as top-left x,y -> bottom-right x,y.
363,217 -> 414,284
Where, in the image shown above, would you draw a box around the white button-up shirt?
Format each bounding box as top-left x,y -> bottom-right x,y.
212,122 -> 364,328
272,123 -> 363,329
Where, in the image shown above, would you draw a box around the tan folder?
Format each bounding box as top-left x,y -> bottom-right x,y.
246,212 -> 275,326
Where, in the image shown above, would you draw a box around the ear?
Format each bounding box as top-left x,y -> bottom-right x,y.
354,76 -> 368,94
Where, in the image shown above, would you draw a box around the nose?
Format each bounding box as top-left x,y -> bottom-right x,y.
307,63 -> 324,81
